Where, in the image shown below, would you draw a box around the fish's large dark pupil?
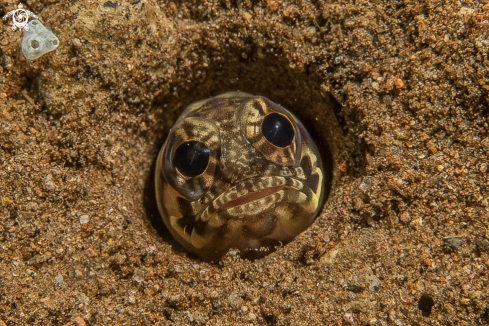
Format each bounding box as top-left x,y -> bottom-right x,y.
173,141 -> 210,177
262,113 -> 294,147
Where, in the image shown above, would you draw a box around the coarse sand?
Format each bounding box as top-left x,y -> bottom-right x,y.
1,0 -> 489,325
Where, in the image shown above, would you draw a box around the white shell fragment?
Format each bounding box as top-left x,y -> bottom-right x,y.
21,19 -> 59,61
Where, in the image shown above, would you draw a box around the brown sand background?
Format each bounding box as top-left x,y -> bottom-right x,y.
1,0 -> 489,325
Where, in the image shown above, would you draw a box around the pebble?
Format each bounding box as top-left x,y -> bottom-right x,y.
2,55 -> 12,69
228,292 -> 243,311
54,273 -> 64,288
242,12 -> 252,20
72,38 -> 82,47
399,211 -> 411,224
479,163 -> 487,173
365,274 -> 381,292
344,312 -> 355,324
443,236 -> 464,250
44,174 -> 56,191
359,176 -> 374,191
394,78 -> 404,89
334,56 -> 344,64
474,239 -> 489,252
343,18 -> 356,29
79,215 -> 89,224
25,202 -> 39,212
303,26 -> 318,41
267,0 -> 279,12
131,269 -> 145,283
247,312 -> 257,321
71,317 -> 87,326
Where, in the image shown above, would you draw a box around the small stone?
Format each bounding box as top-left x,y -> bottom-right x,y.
79,215 -> 89,224
209,290 -> 219,299
26,269 -> 37,278
212,300 -> 222,310
54,273 -> 64,288
2,55 -> 12,69
399,211 -> 411,224
128,295 -> 136,304
348,284 -> 363,293
303,26 -> 318,41
132,268 -> 145,283
25,202 -> 39,212
154,251 -> 164,263
474,239 -> 489,252
359,176 -> 374,191
247,312 -> 257,321
344,312 -> 355,324
226,249 -> 239,257
267,0 -> 278,12
166,294 -> 184,308
443,236 -> 464,250
371,71 -> 380,80
70,317 -> 87,326
28,253 -> 51,265
351,300 -> 365,313
228,292 -> 243,310
371,81 -> 380,91
334,56 -> 344,64
338,161 -> 347,173
343,18 -> 356,29
72,38 -> 82,47
479,163 -> 487,173
320,248 -> 338,265
394,78 -> 404,89
428,146 -> 437,154
347,292 -> 358,300
481,137 -> 489,150
112,253 -> 127,265
242,12 -> 252,20
44,174 -> 56,191
74,269 -> 84,278
365,274 -> 381,292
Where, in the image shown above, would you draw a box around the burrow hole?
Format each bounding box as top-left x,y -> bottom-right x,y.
143,46 -> 367,257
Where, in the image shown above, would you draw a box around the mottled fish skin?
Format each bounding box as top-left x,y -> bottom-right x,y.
155,91 -> 325,261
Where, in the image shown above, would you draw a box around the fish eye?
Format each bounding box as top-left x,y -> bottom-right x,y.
173,141 -> 210,177
261,113 -> 295,147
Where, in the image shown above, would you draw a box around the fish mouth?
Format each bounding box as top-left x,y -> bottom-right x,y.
171,176 -> 318,250
219,186 -> 284,210
198,176 -> 313,223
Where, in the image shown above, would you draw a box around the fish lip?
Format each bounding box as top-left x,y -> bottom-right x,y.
218,185 -> 285,211
198,176 -> 307,222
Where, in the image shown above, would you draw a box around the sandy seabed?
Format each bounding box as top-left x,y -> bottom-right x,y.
1,0 -> 489,325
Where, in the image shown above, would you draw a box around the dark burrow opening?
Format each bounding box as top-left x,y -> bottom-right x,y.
143,47 -> 367,261
417,294 -> 435,317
